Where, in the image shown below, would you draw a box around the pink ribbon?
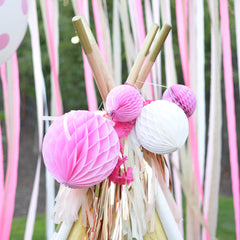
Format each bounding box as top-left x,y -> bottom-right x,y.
175,0 -> 203,201
220,1 -> 240,239
76,0 -> 97,111
45,0 -> 62,116
0,53 -> 20,240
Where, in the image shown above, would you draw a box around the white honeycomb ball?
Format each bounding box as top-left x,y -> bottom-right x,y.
135,100 -> 189,154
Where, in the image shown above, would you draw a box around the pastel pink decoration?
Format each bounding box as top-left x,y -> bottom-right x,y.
0,34 -> 9,50
22,0 -> 28,15
45,0 -> 62,116
0,0 -> 28,65
106,85 -> 143,122
42,110 -> 120,189
162,84 -> 196,118
220,0 -> 240,238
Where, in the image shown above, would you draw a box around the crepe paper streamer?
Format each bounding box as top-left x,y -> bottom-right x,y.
92,0 -> 107,63
106,85 -> 143,122
24,0 -> 51,238
133,0 -> 153,98
160,0 -> 177,87
118,0 -> 135,71
42,0 -> 62,116
0,124 -> 3,229
220,1 -> 240,239
0,66 -> 7,235
176,0 -> 203,202
171,151 -> 184,235
0,53 -> 20,240
151,0 -> 162,99
144,0 -> 160,100
195,0 -> 206,185
234,0 -> 240,98
96,0 -> 114,83
42,110 -> 120,188
135,100 -> 189,154
112,0 -> 122,86
0,0 -> 28,65
71,0 -> 97,111
202,1 -> 222,239
203,2 -> 222,239
188,0 -> 206,190
162,84 -> 196,118
91,1 -> 115,92
41,1 -> 61,237
175,0 -> 190,87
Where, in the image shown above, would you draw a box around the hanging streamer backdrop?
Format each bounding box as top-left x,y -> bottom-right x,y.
0,1 -> 239,240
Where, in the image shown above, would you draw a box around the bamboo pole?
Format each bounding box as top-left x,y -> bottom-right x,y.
72,15 -> 114,102
126,24 -> 159,85
135,24 -> 172,90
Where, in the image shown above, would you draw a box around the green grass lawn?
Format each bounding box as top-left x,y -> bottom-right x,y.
10,195 -> 235,239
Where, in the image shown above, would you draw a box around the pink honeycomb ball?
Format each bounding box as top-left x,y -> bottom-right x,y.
0,0 -> 28,65
106,84 -> 143,122
162,84 -> 196,118
42,110 -> 120,189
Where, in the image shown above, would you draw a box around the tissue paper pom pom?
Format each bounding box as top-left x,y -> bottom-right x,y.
42,110 -> 120,188
162,84 -> 196,118
135,100 -> 189,154
106,85 -> 143,122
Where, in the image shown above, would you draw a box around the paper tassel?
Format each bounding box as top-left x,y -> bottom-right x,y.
220,1 -> 240,239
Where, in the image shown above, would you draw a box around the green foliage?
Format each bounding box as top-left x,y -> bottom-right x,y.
217,195 -> 236,240
10,215 -> 46,240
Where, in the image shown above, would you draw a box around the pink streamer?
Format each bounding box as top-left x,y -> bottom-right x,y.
92,0 -> 107,63
134,0 -> 153,98
76,0 -> 97,111
1,53 -> 20,240
0,124 -> 3,233
0,65 -> 6,236
175,0 -> 203,201
220,1 -> 240,239
175,0 -> 190,87
45,0 -> 62,116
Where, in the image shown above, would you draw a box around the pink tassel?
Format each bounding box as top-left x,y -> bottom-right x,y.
220,1 -> 240,239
